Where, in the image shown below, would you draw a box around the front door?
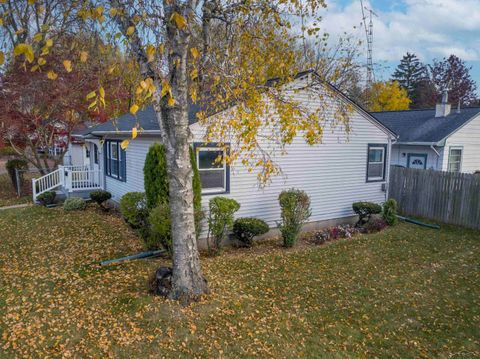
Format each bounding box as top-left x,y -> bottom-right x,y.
92,143 -> 100,172
407,153 -> 427,169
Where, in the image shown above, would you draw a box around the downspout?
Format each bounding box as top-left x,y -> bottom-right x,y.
430,144 -> 440,170
386,136 -> 397,201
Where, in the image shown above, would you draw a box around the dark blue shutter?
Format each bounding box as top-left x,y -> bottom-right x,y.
104,141 -> 109,176
121,147 -> 126,181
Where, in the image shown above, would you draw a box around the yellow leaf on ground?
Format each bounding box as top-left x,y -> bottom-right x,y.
45,38 -> 53,47
13,43 -> 28,56
126,26 -> 135,36
80,51 -> 88,63
168,96 -> 175,106
47,70 -> 58,80
86,91 -> 96,100
190,47 -> 199,59
63,60 -> 72,72
132,127 -> 137,139
130,104 -> 139,115
146,45 -> 155,63
120,139 -> 129,150
37,57 -> 46,65
170,12 -> 187,29
99,86 -> 105,98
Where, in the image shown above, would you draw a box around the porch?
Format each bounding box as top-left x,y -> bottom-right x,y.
32,165 -> 103,203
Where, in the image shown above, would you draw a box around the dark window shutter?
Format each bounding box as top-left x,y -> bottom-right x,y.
121,148 -> 127,181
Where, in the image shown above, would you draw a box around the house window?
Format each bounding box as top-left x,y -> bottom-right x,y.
195,144 -> 229,194
367,144 -> 386,182
85,147 -> 90,158
93,144 -> 99,165
447,147 -> 462,173
105,140 -> 126,181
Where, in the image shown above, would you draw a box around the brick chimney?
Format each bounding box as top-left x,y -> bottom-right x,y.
435,90 -> 451,117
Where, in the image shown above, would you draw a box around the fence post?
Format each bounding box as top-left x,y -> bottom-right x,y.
32,178 -> 37,203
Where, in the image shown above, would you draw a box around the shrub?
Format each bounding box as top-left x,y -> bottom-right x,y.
233,217 -> 270,247
90,190 -> 112,211
364,217 -> 388,233
0,146 -> 17,157
37,191 -> 56,206
63,197 -> 86,211
207,197 -> 240,255
278,189 -> 311,247
6,158 -> 28,190
352,201 -> 382,226
119,192 -> 148,229
148,203 -> 172,254
143,144 -> 202,237
382,199 -> 398,226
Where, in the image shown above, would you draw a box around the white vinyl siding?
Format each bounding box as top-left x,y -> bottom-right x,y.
390,144 -> 442,171
442,114 -> 480,173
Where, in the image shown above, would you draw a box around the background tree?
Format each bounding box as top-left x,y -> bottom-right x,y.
430,55 -> 477,106
0,34 -> 131,174
364,81 -> 411,112
391,52 -> 430,108
2,0 -> 351,302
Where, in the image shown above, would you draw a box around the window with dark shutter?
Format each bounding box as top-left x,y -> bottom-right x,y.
105,140 -> 126,181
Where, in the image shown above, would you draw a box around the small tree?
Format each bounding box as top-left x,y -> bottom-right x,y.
206,197 -> 240,255
365,81 -> 411,112
382,199 -> 398,226
90,190 -> 112,211
278,189 -> 311,247
352,202 -> 382,227
233,217 -> 269,247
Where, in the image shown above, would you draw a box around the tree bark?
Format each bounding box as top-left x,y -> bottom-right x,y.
157,2 -> 209,303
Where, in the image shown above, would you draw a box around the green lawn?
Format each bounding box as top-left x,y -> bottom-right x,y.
0,206 -> 479,358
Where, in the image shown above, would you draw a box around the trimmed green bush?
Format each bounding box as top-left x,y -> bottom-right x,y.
90,190 -> 112,211
144,144 -> 201,211
63,197 -> 86,211
119,192 -> 148,229
37,191 -> 56,206
278,189 -> 311,248
233,217 -> 269,247
382,199 -> 398,226
207,197 -> 240,255
352,201 -> 382,226
6,158 -> 28,190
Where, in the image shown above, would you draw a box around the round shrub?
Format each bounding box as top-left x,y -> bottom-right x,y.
119,192 -> 148,229
207,197 -> 240,255
278,189 -> 311,248
90,190 -> 112,210
63,197 -> 86,211
6,158 -> 28,190
364,217 -> 388,233
352,201 -> 382,226
382,198 -> 398,226
37,191 -> 56,206
233,217 -> 269,247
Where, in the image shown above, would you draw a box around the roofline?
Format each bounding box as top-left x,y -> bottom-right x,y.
436,111 -> 480,144
310,73 -> 398,139
395,141 -> 440,146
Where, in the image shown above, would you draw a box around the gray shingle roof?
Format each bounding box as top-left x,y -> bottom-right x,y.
372,107 -> 480,144
73,103 -> 201,135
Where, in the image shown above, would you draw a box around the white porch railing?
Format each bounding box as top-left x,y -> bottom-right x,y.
32,169 -> 63,201
32,165 -> 103,202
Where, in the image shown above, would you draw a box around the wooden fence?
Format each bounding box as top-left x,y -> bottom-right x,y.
389,166 -> 480,229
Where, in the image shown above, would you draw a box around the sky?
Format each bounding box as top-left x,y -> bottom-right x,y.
317,0 -> 480,92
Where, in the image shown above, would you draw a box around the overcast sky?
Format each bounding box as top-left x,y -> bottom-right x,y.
318,0 -> 480,91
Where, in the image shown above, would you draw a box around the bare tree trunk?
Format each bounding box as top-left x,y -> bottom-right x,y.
157,2 -> 209,302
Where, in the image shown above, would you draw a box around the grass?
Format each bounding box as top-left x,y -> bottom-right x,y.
0,206 -> 479,358
0,173 -> 32,207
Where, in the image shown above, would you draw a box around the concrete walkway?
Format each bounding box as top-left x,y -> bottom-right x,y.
0,203 -> 33,211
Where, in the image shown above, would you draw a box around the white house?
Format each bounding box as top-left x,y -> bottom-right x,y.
35,71 -> 396,230
373,93 -> 480,173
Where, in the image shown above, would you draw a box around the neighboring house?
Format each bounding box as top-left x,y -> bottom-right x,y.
34,71 -> 396,231
373,94 -> 480,173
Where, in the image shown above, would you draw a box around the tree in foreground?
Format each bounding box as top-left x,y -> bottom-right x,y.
0,0 -> 352,303
364,81 -> 411,112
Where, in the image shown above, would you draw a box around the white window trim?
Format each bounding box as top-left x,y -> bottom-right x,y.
197,147 -> 227,194
367,146 -> 386,181
447,146 -> 463,173
108,141 -> 120,179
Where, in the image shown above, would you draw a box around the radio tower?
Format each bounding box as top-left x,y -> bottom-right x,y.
360,0 -> 377,88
